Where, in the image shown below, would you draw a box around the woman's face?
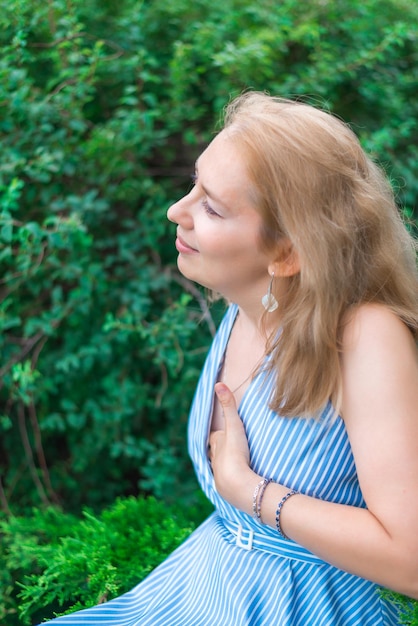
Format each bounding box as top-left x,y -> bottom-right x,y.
167,131 -> 273,305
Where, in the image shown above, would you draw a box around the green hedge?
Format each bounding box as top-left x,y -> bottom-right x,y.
1,0 -> 416,517
1,496 -> 213,625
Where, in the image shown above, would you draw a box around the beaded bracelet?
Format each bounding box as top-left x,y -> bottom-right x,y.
256,478 -> 272,523
252,478 -> 269,520
275,489 -> 299,539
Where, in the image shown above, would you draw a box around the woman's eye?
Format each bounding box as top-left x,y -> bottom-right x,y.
202,199 -> 219,217
190,173 -> 220,217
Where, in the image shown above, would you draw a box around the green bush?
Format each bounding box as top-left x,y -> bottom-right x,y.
0,0 -> 235,513
380,590 -> 418,626
0,495 -> 211,625
0,0 -> 416,620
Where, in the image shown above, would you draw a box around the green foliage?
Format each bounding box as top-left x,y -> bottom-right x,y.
0,496 -> 204,625
1,0 -> 249,513
380,589 -> 418,625
0,0 -> 416,587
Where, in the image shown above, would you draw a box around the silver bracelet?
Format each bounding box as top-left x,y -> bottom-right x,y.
252,478 -> 270,520
257,478 -> 272,523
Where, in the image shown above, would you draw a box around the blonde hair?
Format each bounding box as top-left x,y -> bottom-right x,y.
222,92 -> 418,418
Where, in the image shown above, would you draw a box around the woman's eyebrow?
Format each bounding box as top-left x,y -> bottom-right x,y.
194,160 -> 225,206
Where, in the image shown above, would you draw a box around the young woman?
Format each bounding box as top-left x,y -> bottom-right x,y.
42,92 -> 418,625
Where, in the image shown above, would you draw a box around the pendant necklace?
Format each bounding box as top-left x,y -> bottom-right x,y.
219,350 -> 264,395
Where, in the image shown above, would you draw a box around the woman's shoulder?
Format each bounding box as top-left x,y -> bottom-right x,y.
341,303 -> 416,354
340,302 -> 418,425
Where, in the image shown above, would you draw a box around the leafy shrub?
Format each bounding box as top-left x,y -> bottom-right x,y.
0,495 -> 211,625
380,589 -> 418,625
1,0 -> 416,516
0,0 -> 232,513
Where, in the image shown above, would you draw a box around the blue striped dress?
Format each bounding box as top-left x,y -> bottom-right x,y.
43,304 -> 399,625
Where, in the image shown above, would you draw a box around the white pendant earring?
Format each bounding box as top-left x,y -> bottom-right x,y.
261,272 -> 279,312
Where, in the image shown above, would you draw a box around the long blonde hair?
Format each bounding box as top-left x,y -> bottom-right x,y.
223,92 -> 418,418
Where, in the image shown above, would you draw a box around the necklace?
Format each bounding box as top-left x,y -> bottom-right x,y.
219,310 -> 267,395
219,350 -> 264,395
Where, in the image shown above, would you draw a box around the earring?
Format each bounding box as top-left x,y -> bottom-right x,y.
261,272 -> 279,312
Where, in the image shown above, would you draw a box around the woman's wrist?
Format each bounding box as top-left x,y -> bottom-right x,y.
226,468 -> 262,515
249,478 -> 301,540
225,467 -> 300,540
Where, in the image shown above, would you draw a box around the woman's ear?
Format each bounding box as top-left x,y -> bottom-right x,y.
269,238 -> 300,278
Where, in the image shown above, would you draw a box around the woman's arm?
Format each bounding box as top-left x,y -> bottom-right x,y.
209,304 -> 418,598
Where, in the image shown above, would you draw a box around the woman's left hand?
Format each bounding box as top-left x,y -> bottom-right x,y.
208,383 -> 255,507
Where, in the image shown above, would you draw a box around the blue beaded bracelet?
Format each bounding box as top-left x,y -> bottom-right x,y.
275,489 -> 299,539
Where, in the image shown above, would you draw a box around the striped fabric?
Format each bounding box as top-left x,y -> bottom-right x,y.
42,304 -> 399,625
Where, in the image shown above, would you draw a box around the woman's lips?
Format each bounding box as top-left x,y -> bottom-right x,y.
175,235 -> 198,254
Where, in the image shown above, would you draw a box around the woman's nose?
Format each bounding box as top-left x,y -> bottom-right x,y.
167,191 -> 194,228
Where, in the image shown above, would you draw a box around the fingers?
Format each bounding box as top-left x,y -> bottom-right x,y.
208,431 -> 218,458
214,383 -> 243,433
214,382 -> 236,410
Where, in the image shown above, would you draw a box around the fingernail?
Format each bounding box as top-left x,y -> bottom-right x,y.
215,383 -> 228,397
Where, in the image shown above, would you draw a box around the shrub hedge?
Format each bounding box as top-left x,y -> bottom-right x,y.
1,496 -> 212,625
1,0 -> 416,516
